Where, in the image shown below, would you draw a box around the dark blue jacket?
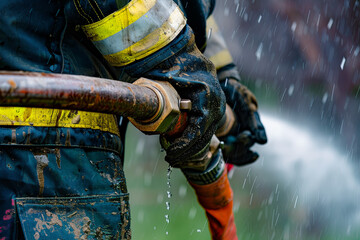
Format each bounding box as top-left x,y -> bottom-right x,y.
0,0 -> 215,77
0,1 -> 222,239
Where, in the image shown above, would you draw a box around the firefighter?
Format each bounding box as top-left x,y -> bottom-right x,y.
0,1 -> 266,239
204,16 -> 268,167
177,13 -> 268,240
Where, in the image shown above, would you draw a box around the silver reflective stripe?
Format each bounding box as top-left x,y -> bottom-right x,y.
92,0 -> 178,56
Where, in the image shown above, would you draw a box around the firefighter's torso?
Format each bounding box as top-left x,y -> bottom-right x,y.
0,0 -> 215,238
0,1 -> 130,239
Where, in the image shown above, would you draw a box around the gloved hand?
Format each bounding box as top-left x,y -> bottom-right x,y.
219,78 -> 267,166
141,31 -> 226,168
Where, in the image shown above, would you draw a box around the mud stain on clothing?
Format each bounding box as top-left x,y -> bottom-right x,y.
69,216 -> 91,239
26,127 -> 31,144
54,148 -> 61,169
71,114 -> 81,124
65,129 -> 71,146
34,154 -> 49,196
45,209 -> 63,227
31,209 -> 63,239
23,108 -> 32,122
11,129 -> 16,144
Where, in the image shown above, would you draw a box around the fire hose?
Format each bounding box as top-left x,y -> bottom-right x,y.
0,71 -> 238,239
0,71 -> 192,133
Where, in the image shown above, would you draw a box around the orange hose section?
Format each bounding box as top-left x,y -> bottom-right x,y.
166,112 -> 188,138
189,170 -> 238,240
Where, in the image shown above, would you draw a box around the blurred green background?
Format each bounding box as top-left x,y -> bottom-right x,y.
123,0 -> 360,238
123,73 -> 360,239
124,123 -> 359,240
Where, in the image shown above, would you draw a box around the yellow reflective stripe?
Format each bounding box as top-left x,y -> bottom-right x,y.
103,6 -> 186,66
205,16 -> 234,69
0,107 -> 120,136
206,16 -> 219,33
90,0 -> 178,56
82,0 -> 157,41
81,0 -> 186,66
209,50 -> 234,70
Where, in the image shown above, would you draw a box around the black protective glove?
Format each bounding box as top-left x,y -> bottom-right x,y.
219,77 -> 267,166
201,13 -> 266,166
141,33 -> 226,168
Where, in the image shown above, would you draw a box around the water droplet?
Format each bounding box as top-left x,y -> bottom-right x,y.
327,18 -> 333,29
250,176 -> 257,194
288,84 -> 294,96
244,13 -> 248,21
291,22 -> 297,32
340,57 -> 346,70
157,194 -> 164,203
165,165 -> 172,231
258,15 -> 262,23
136,139 -> 145,154
144,172 -> 152,186
233,201 -> 240,213
228,168 -> 234,179
224,78 -> 228,87
255,43 -> 263,61
207,28 -> 212,40
188,207 -> 197,219
354,46 -> 360,56
347,225 -> 352,235
167,166 -> 172,179
138,210 -> 144,223
322,92 -> 328,104
294,195 -> 298,208
340,120 -> 344,134
224,7 -> 229,16
249,193 -> 254,205
178,185 -> 187,198
197,229 -> 201,233
268,192 -> 274,205
242,178 -> 247,189
316,14 -> 321,29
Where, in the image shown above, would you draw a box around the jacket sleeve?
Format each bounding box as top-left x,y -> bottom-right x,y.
204,15 -> 241,81
66,0 -> 187,67
66,0 -> 226,165
173,0 -> 215,51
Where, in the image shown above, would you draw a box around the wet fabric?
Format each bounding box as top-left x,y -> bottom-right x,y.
174,0 -> 216,51
204,16 -> 235,70
0,0 -> 215,76
0,146 -> 130,239
126,27 -> 225,168
0,0 -> 219,239
79,0 -> 187,67
219,78 -> 267,167
0,126 -> 122,153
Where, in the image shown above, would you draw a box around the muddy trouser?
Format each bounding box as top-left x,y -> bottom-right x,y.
0,125 -> 130,239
